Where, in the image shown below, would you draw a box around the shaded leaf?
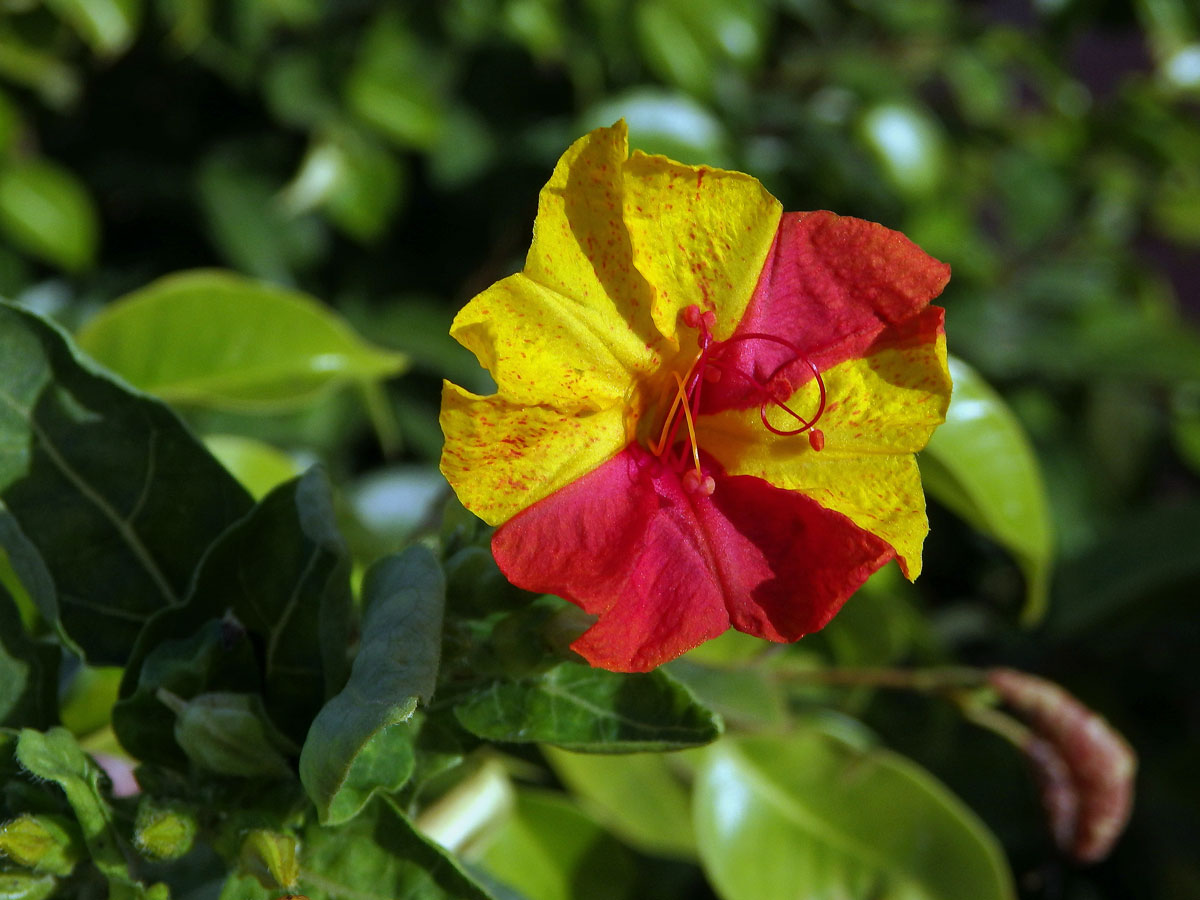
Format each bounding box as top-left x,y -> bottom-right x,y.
921,356 -> 1054,623
0,302 -> 253,664
454,662 -> 720,752
542,747 -> 696,859
76,269 -> 408,412
693,731 -> 1016,900
0,160 -> 97,271
0,587 -> 58,730
300,545 -> 444,825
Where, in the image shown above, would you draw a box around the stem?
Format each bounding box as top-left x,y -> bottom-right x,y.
770,664 -> 987,693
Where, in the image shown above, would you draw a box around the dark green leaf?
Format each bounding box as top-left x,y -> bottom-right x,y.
159,690 -> 296,779
0,302 -> 253,664
454,662 -> 721,752
300,545 -> 444,825
203,434 -> 302,500
76,270 -> 408,412
0,587 -> 58,729
921,356 -> 1054,624
119,468 -> 352,748
693,731 -> 1016,900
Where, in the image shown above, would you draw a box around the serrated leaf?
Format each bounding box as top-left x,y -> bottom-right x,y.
454,662 -> 720,752
542,747 -> 696,859
921,356 -> 1054,624
300,545 -> 444,825
0,161 -> 98,271
76,270 -> 408,412
693,731 -> 1016,900
0,302 -> 253,665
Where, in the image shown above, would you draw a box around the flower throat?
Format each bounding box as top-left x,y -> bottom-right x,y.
648,304 -> 827,496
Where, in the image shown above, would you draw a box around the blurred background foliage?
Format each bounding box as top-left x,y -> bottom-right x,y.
0,0 -> 1197,897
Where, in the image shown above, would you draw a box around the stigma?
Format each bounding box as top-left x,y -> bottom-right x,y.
647,305 -> 828,494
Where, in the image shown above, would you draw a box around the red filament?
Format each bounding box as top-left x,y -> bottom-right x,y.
649,306 -> 828,487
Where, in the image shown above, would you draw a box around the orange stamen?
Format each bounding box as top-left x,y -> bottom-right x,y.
675,371 -> 703,480
649,351 -> 702,458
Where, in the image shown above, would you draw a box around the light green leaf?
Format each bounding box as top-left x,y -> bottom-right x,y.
0,302 -> 253,665
454,662 -> 721,752
480,789 -> 636,900
300,545 -> 444,825
542,747 -> 696,859
693,731 -> 1016,900
76,269 -> 408,412
0,160 -> 98,271
920,356 -> 1054,624
204,434 -> 302,500
44,0 -> 142,57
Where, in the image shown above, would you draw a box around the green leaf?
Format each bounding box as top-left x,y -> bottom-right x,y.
454,662 -> 720,752
0,160 -> 98,271
0,587 -> 58,730
920,356 -> 1054,624
480,789 -> 636,900
204,434 -> 302,500
76,269 -> 408,412
693,732 -> 1016,900
158,690 -> 297,779
14,728 -> 146,894
222,798 -> 495,900
300,545 -> 445,825
542,747 -> 696,859
582,91 -> 733,168
119,468 -> 352,749
60,666 -> 121,737
43,0 -> 142,56
0,302 -> 253,665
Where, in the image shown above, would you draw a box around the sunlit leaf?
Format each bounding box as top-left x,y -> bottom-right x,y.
76,269 -> 408,412
693,731 -> 1016,900
921,356 -> 1054,624
204,434 -> 302,500
44,0 -> 142,57
0,160 -> 97,271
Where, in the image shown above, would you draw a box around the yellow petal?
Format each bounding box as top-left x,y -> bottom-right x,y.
698,338 -> 951,576
522,121 -> 663,358
622,151 -> 781,343
439,382 -> 629,526
450,272 -> 661,412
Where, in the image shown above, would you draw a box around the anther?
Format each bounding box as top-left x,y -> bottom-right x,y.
808,429 -> 825,452
682,470 -> 716,496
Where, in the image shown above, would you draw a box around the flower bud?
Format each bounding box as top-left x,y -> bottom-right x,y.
988,668 -> 1136,863
238,829 -> 301,890
0,813 -> 82,876
134,797 -> 198,860
157,689 -> 295,779
0,871 -> 57,898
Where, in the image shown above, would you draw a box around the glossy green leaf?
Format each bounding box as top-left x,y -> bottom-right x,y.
480,789 -> 636,900
44,0 -> 142,56
204,434 -> 302,500
921,356 -> 1054,623
454,662 -> 720,752
583,91 -> 733,167
300,545 -> 444,825
0,587 -> 57,730
0,302 -> 253,664
0,160 -> 97,271
542,747 -> 696,859
693,732 -> 1016,900
76,269 -> 408,412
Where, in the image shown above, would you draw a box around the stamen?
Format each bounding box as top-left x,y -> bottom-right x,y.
674,371 -> 703,480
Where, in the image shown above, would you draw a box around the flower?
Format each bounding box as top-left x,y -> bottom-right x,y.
440,121 -> 951,672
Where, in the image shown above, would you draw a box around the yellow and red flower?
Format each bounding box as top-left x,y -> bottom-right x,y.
440,121 -> 951,672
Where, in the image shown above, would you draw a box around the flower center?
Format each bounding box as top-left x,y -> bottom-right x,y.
647,305 -> 827,496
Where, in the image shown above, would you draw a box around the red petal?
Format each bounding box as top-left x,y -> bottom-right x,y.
703,211 -> 950,413
492,445 -> 895,671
